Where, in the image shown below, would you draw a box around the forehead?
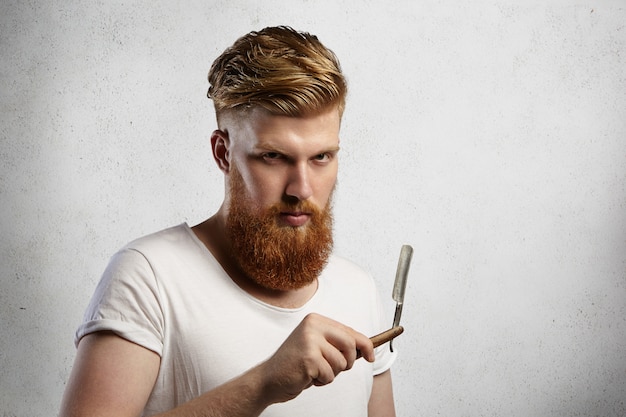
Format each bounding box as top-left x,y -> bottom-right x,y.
231,106 -> 341,152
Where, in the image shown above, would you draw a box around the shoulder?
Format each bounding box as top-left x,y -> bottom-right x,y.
103,223 -> 205,276
325,254 -> 371,278
113,223 -> 209,264
124,223 -> 195,253
322,254 -> 378,293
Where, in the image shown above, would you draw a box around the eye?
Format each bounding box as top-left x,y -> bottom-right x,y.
262,152 -> 282,161
313,153 -> 332,163
260,152 -> 290,165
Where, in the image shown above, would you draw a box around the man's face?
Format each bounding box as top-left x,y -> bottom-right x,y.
220,106 -> 341,290
223,106 -> 340,220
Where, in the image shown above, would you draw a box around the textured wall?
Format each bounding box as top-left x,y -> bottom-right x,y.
1,1 -> 625,416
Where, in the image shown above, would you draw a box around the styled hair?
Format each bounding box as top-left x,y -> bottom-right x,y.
207,26 -> 347,119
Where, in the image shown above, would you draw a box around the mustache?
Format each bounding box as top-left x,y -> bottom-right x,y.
267,199 -> 325,215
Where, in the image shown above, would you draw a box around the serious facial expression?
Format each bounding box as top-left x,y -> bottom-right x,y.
221,106 -> 341,222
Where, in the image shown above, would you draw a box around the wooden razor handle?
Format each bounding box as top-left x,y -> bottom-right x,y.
357,326 -> 404,358
371,326 -> 404,348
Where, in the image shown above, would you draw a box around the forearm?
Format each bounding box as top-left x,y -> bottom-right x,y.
153,364 -> 276,417
368,371 -> 396,417
154,313 -> 377,417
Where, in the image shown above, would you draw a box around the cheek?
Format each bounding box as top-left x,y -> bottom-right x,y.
230,163 -> 267,207
314,171 -> 338,205
246,173 -> 285,206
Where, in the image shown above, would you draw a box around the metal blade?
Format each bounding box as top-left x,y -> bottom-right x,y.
392,245 -> 413,305
390,244 -> 413,351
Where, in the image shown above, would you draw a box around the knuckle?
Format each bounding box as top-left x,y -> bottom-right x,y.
303,312 -> 323,325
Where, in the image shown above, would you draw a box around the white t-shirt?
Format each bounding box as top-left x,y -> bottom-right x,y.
76,223 -> 396,416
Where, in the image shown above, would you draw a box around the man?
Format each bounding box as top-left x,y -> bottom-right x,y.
60,26 -> 397,417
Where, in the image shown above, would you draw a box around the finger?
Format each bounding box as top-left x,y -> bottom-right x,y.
354,336 -> 375,362
319,341 -> 350,377
323,331 -> 358,371
357,326 -> 405,359
311,360 -> 336,386
325,321 -> 373,364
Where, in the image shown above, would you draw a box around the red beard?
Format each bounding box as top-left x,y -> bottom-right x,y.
225,166 -> 334,291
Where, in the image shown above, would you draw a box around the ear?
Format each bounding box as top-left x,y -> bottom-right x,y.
211,129 -> 231,173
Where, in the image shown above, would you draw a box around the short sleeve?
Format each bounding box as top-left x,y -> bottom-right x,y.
75,248 -> 164,356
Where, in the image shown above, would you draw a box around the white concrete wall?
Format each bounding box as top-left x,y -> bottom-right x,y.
1,1 -> 625,415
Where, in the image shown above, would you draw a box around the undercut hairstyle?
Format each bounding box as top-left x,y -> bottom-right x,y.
207,26 -> 347,120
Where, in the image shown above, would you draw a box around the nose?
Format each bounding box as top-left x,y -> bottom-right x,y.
285,163 -> 313,201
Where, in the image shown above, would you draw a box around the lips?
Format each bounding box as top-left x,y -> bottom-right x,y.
279,211 -> 311,227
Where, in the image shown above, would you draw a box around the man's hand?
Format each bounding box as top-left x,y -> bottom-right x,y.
258,313 -> 376,404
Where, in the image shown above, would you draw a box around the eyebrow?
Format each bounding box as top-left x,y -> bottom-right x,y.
253,143 -> 341,155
